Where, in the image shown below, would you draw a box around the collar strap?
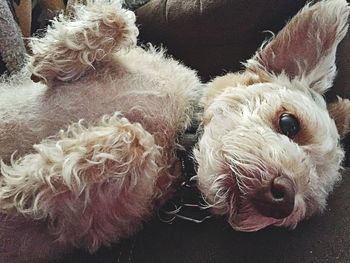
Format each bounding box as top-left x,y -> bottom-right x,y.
158,109 -> 212,224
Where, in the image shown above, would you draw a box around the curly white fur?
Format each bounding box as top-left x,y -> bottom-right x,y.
0,0 -> 201,261
1,113 -> 162,251
246,0 -> 350,94
196,0 -> 350,232
29,0 -> 139,83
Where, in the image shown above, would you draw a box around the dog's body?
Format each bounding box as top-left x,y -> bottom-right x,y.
0,47 -> 199,161
0,2 -> 200,261
0,0 -> 350,262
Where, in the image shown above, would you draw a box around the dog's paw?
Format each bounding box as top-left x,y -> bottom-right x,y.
0,113 -> 161,252
29,0 -> 139,84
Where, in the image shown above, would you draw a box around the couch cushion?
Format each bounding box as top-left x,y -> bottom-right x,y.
135,0 -> 308,82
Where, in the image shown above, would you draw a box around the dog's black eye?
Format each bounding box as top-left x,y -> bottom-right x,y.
279,113 -> 300,139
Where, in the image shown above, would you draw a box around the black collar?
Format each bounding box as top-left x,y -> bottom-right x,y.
158,115 -> 212,224
177,117 -> 201,180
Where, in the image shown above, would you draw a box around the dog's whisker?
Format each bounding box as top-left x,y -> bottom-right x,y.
174,214 -> 212,224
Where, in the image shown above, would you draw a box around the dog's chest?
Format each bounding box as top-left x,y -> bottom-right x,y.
0,70 -> 191,160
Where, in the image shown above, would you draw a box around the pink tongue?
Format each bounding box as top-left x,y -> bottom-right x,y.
229,214 -> 279,232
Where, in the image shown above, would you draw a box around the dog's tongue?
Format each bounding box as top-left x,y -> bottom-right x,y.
229,213 -> 279,232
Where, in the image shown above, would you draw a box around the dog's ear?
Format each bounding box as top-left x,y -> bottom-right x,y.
328,97 -> 350,138
246,0 -> 349,95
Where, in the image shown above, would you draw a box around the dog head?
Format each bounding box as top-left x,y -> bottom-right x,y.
195,0 -> 350,231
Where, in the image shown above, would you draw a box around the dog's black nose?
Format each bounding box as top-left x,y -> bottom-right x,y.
252,176 -> 295,219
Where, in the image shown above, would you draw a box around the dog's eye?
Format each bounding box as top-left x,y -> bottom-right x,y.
279,113 -> 300,139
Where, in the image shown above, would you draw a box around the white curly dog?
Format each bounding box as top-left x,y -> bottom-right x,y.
0,0 -> 349,262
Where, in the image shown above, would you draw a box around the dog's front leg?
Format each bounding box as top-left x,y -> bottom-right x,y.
0,113 -> 162,253
29,0 -> 139,84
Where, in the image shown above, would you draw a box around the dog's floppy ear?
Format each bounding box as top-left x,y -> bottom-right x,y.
246,0 -> 349,95
328,97 -> 350,138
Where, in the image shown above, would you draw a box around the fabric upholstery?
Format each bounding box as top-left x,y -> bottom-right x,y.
0,0 -> 26,74
135,0 -> 308,82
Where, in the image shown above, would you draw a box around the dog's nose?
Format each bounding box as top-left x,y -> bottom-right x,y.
252,176 -> 295,219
